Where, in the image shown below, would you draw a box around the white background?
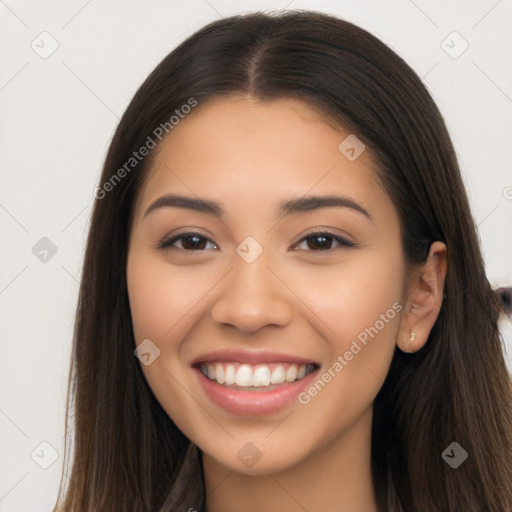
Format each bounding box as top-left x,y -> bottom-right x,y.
1,0 -> 511,510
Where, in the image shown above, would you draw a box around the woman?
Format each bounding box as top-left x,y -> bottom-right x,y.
54,10 -> 512,511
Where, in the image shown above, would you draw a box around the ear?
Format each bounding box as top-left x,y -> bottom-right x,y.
397,241 -> 447,353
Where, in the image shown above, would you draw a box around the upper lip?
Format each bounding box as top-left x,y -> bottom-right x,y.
191,349 -> 320,366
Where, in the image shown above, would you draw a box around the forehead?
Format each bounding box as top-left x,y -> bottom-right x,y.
133,96 -> 391,222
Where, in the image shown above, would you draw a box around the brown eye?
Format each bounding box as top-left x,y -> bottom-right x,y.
305,234 -> 334,250
295,231 -> 356,251
158,232 -> 217,251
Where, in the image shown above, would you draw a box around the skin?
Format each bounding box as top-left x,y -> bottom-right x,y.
126,96 -> 447,512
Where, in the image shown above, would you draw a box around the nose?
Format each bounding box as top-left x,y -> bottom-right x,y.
210,253 -> 294,333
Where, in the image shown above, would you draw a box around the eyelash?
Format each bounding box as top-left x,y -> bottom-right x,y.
157,230 -> 356,252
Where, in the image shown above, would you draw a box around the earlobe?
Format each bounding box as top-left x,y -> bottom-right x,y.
397,241 -> 448,353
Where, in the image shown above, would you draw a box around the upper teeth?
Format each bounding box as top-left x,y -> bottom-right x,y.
199,362 -> 314,387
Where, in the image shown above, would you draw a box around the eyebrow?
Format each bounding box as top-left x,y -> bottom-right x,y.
142,193 -> 373,222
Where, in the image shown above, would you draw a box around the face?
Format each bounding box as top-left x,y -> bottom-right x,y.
126,96 -> 408,475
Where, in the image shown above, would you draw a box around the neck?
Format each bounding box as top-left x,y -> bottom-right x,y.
202,407 -> 377,512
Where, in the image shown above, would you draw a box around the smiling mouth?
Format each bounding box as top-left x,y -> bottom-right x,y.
197,361 -> 318,391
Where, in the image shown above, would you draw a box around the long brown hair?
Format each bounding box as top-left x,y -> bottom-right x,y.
54,10 -> 512,511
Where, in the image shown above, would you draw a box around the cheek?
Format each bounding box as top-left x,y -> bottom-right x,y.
289,248 -> 404,417
127,252 -> 208,343
126,252 -> 209,437
289,248 -> 405,345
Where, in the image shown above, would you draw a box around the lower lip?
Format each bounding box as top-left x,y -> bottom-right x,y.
194,367 -> 319,415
